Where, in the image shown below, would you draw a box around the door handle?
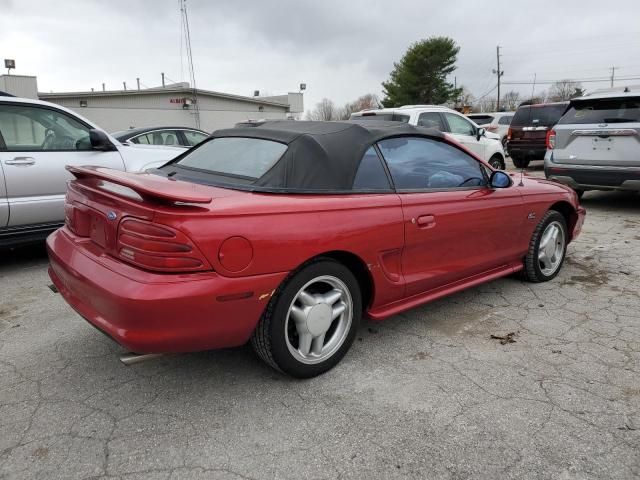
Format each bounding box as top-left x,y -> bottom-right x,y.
5,157 -> 36,166
415,214 -> 436,228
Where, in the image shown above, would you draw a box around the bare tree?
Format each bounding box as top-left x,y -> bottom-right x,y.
475,96 -> 497,113
305,98 -> 340,121
548,80 -> 584,101
340,93 -> 380,120
459,87 -> 475,108
503,90 -> 521,111
521,90 -> 549,106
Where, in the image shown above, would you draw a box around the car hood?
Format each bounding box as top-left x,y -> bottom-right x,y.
513,172 -> 578,197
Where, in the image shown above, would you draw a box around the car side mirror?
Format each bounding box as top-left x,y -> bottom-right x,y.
476,127 -> 485,141
489,170 -> 512,188
89,129 -> 115,151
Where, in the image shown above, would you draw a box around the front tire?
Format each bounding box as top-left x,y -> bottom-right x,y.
522,210 -> 568,283
502,137 -> 509,157
251,259 -> 361,378
489,154 -> 505,170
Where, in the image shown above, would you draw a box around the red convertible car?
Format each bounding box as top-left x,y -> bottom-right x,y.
47,120 -> 585,377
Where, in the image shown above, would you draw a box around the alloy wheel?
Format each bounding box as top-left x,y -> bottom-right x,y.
284,275 -> 353,364
538,220 -> 566,276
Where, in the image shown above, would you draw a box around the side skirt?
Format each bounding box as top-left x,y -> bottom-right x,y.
0,222 -> 63,248
367,262 -> 524,321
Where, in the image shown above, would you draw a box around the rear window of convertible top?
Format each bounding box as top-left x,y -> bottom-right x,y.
173,137 -> 287,180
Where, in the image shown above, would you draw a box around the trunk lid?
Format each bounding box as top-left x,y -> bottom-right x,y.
63,166 -> 223,270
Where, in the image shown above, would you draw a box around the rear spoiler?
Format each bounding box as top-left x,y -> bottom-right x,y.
66,166 -> 213,204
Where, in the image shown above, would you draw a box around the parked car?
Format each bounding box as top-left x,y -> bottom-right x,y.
545,88 -> 640,198
467,112 -> 514,154
48,120 -> 585,378
0,96 -> 183,246
112,127 -> 209,148
507,102 -> 568,168
351,105 -> 507,169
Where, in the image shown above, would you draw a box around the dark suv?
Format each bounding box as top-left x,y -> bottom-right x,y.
507,102 -> 568,168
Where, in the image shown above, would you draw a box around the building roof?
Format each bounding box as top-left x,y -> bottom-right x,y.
39,85 -> 291,108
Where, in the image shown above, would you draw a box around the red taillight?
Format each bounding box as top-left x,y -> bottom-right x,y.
507,127 -> 512,140
546,130 -> 556,150
117,219 -> 210,272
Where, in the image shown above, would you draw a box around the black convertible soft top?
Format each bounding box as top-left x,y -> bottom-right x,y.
206,120 -> 444,192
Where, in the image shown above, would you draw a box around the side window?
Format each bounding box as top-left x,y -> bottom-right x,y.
183,130 -> 208,146
377,137 -> 486,190
133,131 -> 179,146
0,104 -> 91,151
352,147 -> 391,191
443,113 -> 476,136
417,112 -> 446,131
130,134 -> 147,144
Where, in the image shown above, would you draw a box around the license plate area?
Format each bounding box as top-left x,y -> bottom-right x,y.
89,212 -> 107,247
592,137 -> 614,151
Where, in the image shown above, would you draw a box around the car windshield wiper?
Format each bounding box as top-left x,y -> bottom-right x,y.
602,117 -> 638,123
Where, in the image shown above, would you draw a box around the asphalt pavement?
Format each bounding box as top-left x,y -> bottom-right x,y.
0,162 -> 638,479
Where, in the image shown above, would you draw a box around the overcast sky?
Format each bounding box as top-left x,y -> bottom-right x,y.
1,0 -> 640,112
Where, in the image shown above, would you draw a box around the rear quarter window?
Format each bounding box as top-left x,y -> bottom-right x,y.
498,115 -> 513,125
468,115 -> 494,125
352,113 -> 410,123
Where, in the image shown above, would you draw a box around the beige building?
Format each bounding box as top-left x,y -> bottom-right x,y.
38,84 -> 303,133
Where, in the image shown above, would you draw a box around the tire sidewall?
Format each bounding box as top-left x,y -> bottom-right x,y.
267,260 -> 362,378
529,212 -> 568,281
489,155 -> 503,170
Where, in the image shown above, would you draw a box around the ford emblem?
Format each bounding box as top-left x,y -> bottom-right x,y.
107,211 -> 117,221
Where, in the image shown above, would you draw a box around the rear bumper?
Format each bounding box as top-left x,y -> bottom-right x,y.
507,142 -> 546,159
545,164 -> 640,192
47,228 -> 287,353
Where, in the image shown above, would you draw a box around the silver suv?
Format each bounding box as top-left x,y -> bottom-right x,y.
545,87 -> 640,198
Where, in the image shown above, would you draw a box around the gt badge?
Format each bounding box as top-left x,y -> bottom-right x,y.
527,212 -> 536,220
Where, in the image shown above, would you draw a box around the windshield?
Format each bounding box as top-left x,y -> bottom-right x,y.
558,98 -> 640,124
511,105 -> 567,127
172,137 -> 287,179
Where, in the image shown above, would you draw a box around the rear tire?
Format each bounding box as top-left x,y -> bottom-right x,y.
489,154 -> 505,170
251,258 -> 361,378
511,156 -> 530,169
522,210 -> 568,283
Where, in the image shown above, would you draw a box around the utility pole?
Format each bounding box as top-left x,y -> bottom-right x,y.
454,76 -> 457,108
610,66 -> 617,87
493,46 -> 504,111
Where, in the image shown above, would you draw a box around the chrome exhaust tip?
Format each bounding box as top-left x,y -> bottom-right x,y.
119,352 -> 163,366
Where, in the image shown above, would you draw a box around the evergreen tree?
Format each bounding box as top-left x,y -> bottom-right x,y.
382,37 -> 462,107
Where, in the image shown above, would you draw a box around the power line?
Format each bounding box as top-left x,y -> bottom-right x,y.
475,84 -> 497,101
502,76 -> 640,85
